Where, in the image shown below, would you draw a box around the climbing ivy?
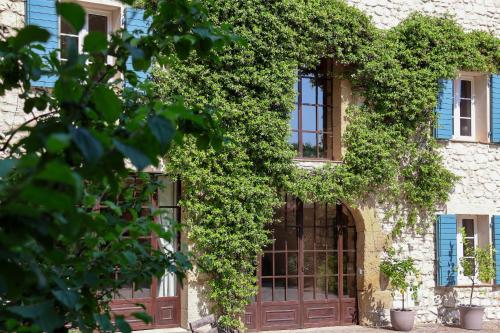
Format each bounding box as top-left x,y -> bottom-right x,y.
151,0 -> 499,328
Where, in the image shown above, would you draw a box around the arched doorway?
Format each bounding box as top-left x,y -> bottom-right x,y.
248,195 -> 357,331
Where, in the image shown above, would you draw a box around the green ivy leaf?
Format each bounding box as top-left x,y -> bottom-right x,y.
115,315 -> 132,333
8,301 -> 65,333
52,289 -> 79,310
132,311 -> 152,324
84,32 -> 108,53
113,140 -> 151,170
70,127 -> 104,164
12,25 -> 50,50
148,116 -> 175,148
91,86 -> 122,123
56,2 -> 86,32
46,133 -> 71,153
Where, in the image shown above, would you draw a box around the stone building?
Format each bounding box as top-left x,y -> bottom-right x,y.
0,0 -> 499,331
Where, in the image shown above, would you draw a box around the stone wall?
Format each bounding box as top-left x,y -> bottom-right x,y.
346,0 -> 500,36
0,0 -> 25,158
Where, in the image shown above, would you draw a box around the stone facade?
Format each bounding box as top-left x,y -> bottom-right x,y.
0,0 -> 26,159
1,0 -> 500,330
346,0 -> 500,36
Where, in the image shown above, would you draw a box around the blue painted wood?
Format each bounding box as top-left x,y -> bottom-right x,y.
125,7 -> 151,84
26,0 -> 58,87
436,214 -> 457,286
490,75 -> 500,143
493,216 -> 500,285
434,79 -> 454,140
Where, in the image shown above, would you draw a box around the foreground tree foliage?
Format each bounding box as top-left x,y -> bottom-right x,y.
153,0 -> 499,327
0,1 -> 236,332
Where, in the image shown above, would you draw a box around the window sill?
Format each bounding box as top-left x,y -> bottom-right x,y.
437,284 -> 497,288
293,158 -> 343,163
448,139 -> 491,145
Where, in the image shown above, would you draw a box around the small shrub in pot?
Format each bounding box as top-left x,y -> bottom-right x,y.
380,250 -> 420,331
458,228 -> 496,330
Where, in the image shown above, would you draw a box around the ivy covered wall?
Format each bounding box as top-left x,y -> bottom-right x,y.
150,0 -> 499,327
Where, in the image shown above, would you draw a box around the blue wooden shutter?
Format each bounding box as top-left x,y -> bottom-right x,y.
436,214 -> 457,286
490,75 -> 500,143
434,79 -> 453,140
493,216 -> 500,285
26,0 -> 58,87
125,8 -> 151,84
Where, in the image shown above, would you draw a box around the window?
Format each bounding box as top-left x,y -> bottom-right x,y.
290,61 -> 334,159
456,215 -> 492,285
59,2 -> 118,62
452,73 -> 489,142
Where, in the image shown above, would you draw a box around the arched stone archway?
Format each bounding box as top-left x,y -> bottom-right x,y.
346,204 -> 392,326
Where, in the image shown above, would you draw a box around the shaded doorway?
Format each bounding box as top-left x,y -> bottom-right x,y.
110,176 -> 181,330
247,195 -> 357,331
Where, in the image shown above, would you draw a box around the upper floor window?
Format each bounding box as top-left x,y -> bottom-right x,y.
59,1 -> 121,62
452,73 -> 489,142
290,61 -> 334,159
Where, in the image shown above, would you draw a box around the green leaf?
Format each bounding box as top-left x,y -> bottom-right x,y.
36,161 -> 79,187
56,2 -> 86,32
46,133 -> 71,153
115,315 -> 132,333
52,289 -> 79,310
132,311 -> 152,324
113,140 -> 151,170
70,127 -> 104,164
91,86 -> 122,123
12,25 -> 50,50
0,159 -> 18,178
84,32 -> 108,53
94,313 -> 113,332
148,116 -> 175,148
8,301 -> 65,333
123,251 -> 137,265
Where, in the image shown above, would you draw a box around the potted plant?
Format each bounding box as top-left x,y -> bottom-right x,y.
457,228 -> 496,330
380,250 -> 420,332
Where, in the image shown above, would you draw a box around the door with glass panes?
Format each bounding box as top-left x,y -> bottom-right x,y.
251,195 -> 357,331
110,177 -> 180,330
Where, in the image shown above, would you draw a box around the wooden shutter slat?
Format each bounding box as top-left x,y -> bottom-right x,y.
26,0 -> 58,87
490,75 -> 500,143
492,216 -> 500,285
436,214 -> 457,286
434,79 -> 453,140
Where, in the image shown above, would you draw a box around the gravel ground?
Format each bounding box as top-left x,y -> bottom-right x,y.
264,322 -> 500,333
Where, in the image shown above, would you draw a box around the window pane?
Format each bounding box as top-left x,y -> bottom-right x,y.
287,278 -> 298,301
304,252 -> 314,275
288,252 -> 298,275
463,219 -> 474,237
262,253 -> 273,276
274,226 -> 285,250
274,278 -> 286,301
327,255 -> 338,275
302,105 -> 317,131
343,251 -> 356,274
318,133 -> 326,158
262,278 -> 273,301
303,277 -> 314,300
302,77 -> 317,104
275,253 -> 286,276
316,277 -> 327,299
316,252 -> 326,275
290,105 -> 299,130
328,276 -> 338,298
317,79 -> 324,105
460,99 -> 471,118
302,132 -> 317,158
61,18 -> 76,34
460,80 -> 472,99
343,276 -> 357,298
60,35 -> 78,59
460,119 -> 471,137
88,14 -> 108,34
286,227 -> 298,250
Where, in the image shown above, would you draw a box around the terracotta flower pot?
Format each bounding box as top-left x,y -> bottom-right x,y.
459,305 -> 485,330
390,309 -> 416,331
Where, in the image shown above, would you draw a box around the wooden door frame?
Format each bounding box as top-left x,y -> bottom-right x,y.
251,199 -> 358,331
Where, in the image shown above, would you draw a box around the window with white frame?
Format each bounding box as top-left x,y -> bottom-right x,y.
452,73 -> 489,142
59,1 -> 122,62
456,215 -> 492,285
